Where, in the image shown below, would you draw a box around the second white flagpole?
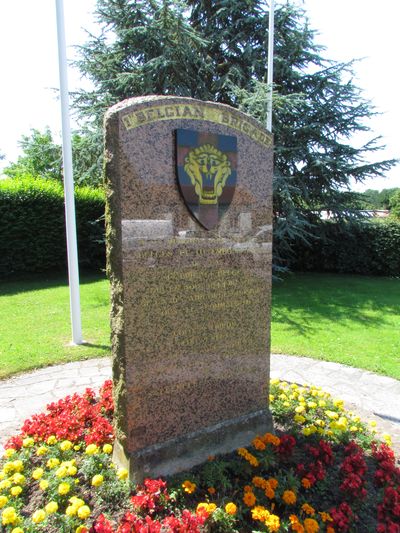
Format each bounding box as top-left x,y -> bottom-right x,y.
266,0 -> 275,132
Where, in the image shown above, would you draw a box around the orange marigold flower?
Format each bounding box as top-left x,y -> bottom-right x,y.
268,477 -> 279,490
252,437 -> 266,450
326,527 -> 335,533
261,433 -> 281,446
252,476 -> 268,489
207,487 -> 216,495
319,512 -> 332,522
301,477 -> 312,489
182,480 -> 196,494
282,490 -> 297,505
244,485 -> 253,493
265,483 -> 275,499
243,491 -> 257,507
304,518 -> 320,533
301,503 -> 315,516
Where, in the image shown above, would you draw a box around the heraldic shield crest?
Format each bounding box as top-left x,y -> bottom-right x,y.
176,129 -> 237,230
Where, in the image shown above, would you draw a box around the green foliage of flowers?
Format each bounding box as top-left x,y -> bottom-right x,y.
1,380 -> 399,532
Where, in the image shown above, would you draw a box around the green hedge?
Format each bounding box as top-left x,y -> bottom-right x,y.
0,176 -> 105,278
289,219 -> 400,277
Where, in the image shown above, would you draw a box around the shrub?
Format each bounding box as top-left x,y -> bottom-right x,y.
289,220 -> 400,276
0,176 -> 105,278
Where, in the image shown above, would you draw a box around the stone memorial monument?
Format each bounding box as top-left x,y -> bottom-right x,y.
105,96 -> 273,482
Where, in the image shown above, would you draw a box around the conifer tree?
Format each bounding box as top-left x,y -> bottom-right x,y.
74,0 -> 396,265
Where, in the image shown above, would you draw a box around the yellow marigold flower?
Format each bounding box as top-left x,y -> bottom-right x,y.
282,490 -> 297,505
269,394 -> 275,402
74,445 -> 81,451
58,482 -> 70,495
333,399 -> 344,410
10,486 -> 22,497
196,503 -> 209,514
32,468 -> 44,480
318,400 -> 326,407
251,505 -> 268,521
315,419 -> 325,427
181,480 -> 196,494
2,506 -> 18,525
12,460 -> 23,473
207,487 -> 216,495
294,414 -> 306,424
325,410 -> 339,420
103,444 -> 113,454
11,527 -> 24,533
283,401 -> 290,407
307,401 -> 317,409
47,457 -> 60,469
46,436 -> 57,445
116,467 -> 128,480
85,444 -> 99,455
66,505 -> 78,516
36,446 -> 48,456
59,440 -> 73,452
68,465 -> 78,476
352,415 -> 361,423
39,479 -> 49,491
304,517 -> 319,532
77,505 -> 91,519
225,502 -> 237,515
0,479 -> 11,490
76,527 -> 87,533
92,474 -> 104,487
0,495 -> 9,508
56,466 -> 68,478
32,509 -> 46,524
301,503 -> 315,515
252,437 -> 266,450
45,501 -> 58,514
382,433 -> 392,446
206,503 -> 217,514
243,491 -> 256,507
279,393 -> 288,400
4,449 -> 16,459
295,405 -> 306,414
12,473 -> 25,485
265,512 -> 280,532
69,496 -> 85,507
270,378 -> 280,385
22,437 -> 34,448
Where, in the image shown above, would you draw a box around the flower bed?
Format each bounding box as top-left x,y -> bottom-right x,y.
0,380 -> 399,532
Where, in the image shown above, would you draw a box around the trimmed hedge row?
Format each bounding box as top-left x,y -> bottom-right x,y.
0,176 -> 105,278
289,219 -> 400,277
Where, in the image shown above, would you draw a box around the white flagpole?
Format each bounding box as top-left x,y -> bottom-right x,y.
266,0 -> 275,132
55,0 -> 83,345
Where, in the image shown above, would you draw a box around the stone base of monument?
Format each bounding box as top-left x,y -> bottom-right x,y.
113,409 -> 273,484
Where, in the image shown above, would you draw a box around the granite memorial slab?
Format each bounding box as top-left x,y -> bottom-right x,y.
105,95 -> 274,482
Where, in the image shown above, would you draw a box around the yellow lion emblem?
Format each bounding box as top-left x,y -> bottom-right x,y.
184,144 -> 231,205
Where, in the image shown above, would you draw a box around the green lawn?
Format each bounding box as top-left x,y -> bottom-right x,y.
271,273 -> 400,379
0,272 -> 399,380
0,273 -> 111,379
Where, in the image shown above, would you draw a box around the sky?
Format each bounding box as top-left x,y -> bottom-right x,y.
0,0 -> 398,192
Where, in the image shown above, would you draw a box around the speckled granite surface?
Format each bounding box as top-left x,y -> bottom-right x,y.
105,96 -> 274,479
